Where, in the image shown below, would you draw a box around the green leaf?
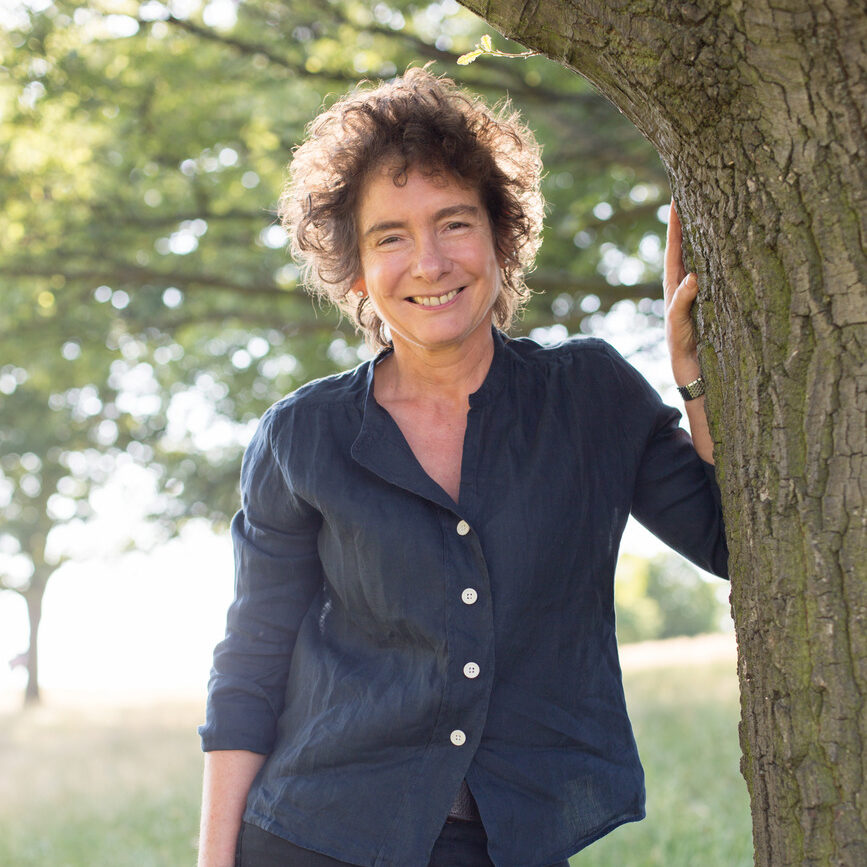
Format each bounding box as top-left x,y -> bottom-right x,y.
456,49 -> 483,65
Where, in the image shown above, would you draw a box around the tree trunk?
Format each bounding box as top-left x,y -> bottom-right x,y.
457,1 -> 867,864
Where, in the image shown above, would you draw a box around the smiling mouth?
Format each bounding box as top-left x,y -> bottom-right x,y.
408,287 -> 464,307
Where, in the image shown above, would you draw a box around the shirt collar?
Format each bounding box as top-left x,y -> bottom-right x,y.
468,327 -> 509,408
349,327 -> 510,511
362,325 -> 510,408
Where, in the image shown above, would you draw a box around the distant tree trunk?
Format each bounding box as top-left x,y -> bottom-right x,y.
16,532 -> 56,707
23,586 -> 43,705
457,1 -> 866,864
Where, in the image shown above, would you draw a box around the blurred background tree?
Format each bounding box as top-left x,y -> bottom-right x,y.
0,0 -> 689,703
615,553 -> 727,645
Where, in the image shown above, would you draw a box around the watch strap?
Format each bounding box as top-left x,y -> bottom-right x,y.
677,376 -> 706,401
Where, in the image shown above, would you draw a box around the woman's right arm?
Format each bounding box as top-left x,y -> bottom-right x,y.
198,750 -> 267,867
198,405 -> 323,863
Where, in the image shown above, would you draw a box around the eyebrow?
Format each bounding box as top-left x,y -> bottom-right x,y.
362,204 -> 481,238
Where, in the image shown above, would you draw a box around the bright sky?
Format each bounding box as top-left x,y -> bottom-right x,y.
0,520 -> 234,700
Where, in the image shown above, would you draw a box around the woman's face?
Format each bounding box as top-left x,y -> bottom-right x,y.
354,165 -> 502,356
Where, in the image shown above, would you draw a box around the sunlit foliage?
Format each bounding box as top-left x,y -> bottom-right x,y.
0,0 -> 670,699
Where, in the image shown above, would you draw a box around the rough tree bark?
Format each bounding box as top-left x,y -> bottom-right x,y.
456,1 -> 866,865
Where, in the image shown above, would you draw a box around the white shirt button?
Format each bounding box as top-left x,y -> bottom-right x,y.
450,729 -> 466,746
463,662 -> 480,679
456,520 -> 470,536
461,588 -> 478,605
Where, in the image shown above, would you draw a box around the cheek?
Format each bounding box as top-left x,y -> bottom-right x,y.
361,259 -> 395,294
362,262 -> 408,320
457,238 -> 497,274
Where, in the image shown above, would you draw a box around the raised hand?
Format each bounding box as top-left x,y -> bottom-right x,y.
663,202 -> 700,382
661,202 -> 715,461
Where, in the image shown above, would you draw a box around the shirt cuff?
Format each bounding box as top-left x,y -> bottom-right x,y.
198,685 -> 278,754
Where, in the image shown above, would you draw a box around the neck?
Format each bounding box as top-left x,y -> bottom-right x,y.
378,327 -> 495,406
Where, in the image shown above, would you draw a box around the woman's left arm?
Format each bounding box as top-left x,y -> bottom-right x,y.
663,202 -> 714,464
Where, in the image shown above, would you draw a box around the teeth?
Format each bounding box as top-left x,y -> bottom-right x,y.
411,289 -> 460,307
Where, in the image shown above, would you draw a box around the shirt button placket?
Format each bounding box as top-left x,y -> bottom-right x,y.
459,522 -> 477,604
452,518 -> 481,747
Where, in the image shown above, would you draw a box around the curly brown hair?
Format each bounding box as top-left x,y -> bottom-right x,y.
279,67 -> 544,349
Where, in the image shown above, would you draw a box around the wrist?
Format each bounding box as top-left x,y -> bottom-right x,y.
671,355 -> 701,386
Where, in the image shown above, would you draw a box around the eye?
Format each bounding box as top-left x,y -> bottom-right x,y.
376,235 -> 401,247
445,221 -> 469,231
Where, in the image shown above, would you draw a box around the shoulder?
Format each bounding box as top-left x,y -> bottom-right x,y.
503,333 -> 661,406
263,362 -> 368,432
504,333 -> 632,375
240,362 -> 369,493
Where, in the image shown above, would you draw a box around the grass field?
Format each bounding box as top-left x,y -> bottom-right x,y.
0,635 -> 751,866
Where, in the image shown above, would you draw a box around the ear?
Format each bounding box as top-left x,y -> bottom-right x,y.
493,237 -> 508,270
350,275 -> 367,298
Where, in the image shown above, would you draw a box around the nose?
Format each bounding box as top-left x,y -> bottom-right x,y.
410,233 -> 453,283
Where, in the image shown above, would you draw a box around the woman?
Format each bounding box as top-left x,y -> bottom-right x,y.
198,68 -> 727,867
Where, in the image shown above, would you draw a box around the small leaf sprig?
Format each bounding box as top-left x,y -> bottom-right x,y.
456,34 -> 540,65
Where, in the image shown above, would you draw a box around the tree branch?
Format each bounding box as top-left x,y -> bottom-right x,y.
0,264 -> 307,300
155,14 -> 359,83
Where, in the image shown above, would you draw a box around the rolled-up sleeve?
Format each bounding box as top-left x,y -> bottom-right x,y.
631,411 -> 729,578
199,406 -> 323,753
598,343 -> 728,579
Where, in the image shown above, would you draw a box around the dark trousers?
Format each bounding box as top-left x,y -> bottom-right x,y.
235,820 -> 570,867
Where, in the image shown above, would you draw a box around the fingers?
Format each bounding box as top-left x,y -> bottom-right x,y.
667,271 -> 698,314
667,273 -> 699,356
663,204 -> 700,360
663,201 -> 685,295
666,201 -> 681,237
677,272 -> 698,304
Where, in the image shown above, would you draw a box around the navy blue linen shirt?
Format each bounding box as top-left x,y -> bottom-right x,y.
199,330 -> 728,867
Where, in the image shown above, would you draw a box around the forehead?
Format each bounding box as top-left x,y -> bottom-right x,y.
357,163 -> 484,219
